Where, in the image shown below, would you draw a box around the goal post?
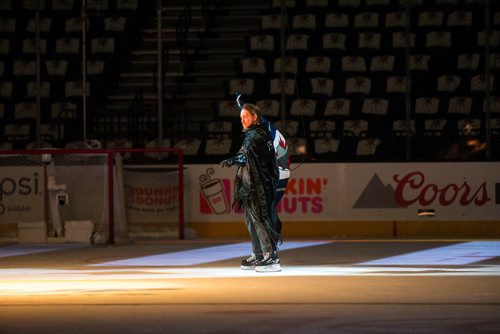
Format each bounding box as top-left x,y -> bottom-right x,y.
0,147 -> 185,244
111,147 -> 185,241
0,149 -> 114,244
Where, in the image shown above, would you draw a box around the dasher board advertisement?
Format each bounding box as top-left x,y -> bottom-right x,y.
184,162 -> 500,222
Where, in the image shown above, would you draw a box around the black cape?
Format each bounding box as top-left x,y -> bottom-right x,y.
233,122 -> 282,245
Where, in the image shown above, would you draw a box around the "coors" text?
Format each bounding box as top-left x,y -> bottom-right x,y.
393,171 -> 490,207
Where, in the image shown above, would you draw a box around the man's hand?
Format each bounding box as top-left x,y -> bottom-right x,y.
220,158 -> 234,168
221,154 -> 247,168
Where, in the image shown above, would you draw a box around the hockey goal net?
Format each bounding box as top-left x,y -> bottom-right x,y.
112,147 -> 185,241
0,147 -> 184,244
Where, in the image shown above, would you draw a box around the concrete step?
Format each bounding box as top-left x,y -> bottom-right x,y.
120,71 -> 185,79
95,115 -> 158,123
217,4 -> 270,13
211,14 -> 263,28
126,56 -> 237,76
176,90 -> 226,100
132,48 -> 196,57
197,47 -> 246,57
126,63 -> 184,75
161,0 -> 268,8
142,26 -> 207,35
110,86 -> 178,99
107,92 -> 160,102
201,36 -> 247,49
129,52 -> 186,65
190,57 -> 234,70
139,38 -> 203,51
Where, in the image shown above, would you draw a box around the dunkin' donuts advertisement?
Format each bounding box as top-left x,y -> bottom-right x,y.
184,162 -> 500,222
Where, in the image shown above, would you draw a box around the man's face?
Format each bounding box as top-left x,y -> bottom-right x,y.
240,109 -> 257,129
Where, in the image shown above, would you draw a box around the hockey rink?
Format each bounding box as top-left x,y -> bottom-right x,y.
1,239 -> 500,333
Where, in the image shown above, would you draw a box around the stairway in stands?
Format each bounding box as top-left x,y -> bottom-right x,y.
98,0 -> 269,146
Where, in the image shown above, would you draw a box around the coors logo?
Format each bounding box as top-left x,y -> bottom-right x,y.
393,172 -> 490,207
355,172 -> 492,209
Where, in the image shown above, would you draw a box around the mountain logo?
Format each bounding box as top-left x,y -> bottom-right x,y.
353,173 -> 406,209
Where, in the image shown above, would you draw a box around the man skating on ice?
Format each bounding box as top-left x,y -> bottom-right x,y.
221,103 -> 283,272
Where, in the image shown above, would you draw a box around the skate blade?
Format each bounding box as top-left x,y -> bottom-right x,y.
255,264 -> 281,273
240,265 -> 255,270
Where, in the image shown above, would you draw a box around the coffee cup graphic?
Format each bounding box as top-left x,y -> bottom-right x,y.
200,168 -> 229,214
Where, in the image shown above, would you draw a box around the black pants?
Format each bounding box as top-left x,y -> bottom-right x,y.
244,194 -> 275,256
